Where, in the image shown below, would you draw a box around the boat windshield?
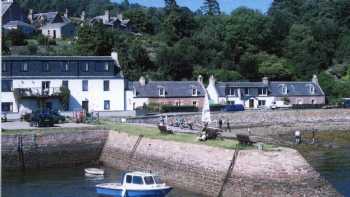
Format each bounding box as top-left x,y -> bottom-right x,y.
153,176 -> 162,184
144,176 -> 155,185
132,176 -> 143,184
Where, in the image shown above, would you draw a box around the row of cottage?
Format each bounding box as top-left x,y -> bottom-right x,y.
1,53 -> 325,114
2,0 -> 132,39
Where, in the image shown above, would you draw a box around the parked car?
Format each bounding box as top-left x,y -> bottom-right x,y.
51,110 -> 65,123
30,110 -> 55,127
223,104 -> 245,112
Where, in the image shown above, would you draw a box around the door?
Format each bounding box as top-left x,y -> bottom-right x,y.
249,99 -> 254,108
42,81 -> 50,95
82,101 -> 89,112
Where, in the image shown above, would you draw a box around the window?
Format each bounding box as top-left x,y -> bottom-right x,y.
258,100 -> 266,106
1,102 -> 13,112
258,88 -> 267,96
62,80 -> 69,89
175,101 -> 181,106
309,85 -> 315,94
282,85 -> 288,95
103,80 -> 110,91
21,63 -> 28,72
311,99 -> 316,104
227,100 -> 235,105
126,175 -> 132,183
84,63 -> 89,72
104,63 -> 109,71
43,63 -> 50,72
192,101 -> 197,106
48,30 -> 50,35
132,176 -> 143,184
159,87 -> 165,96
144,176 -> 155,185
225,87 -> 236,96
1,80 -> 12,92
244,88 -> 249,95
82,80 -> 88,91
153,176 -> 162,184
104,100 -> 110,110
2,63 -> 7,72
192,88 -> 197,96
63,63 -> 69,72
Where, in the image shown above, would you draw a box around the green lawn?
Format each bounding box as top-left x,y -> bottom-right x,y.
100,121 -> 240,150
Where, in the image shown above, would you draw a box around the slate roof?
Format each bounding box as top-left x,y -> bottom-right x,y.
132,81 -> 205,98
215,81 -> 324,97
3,20 -> 35,28
42,22 -> 70,28
269,82 -> 324,96
2,56 -> 115,61
1,1 -> 12,16
216,82 -> 268,97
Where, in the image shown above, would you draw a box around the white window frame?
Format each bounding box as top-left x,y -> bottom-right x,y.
258,100 -> 266,106
310,85 -> 315,94
192,100 -> 197,106
282,85 -> 288,95
258,88 -> 268,96
192,88 -> 197,96
244,88 -> 250,95
84,63 -> 89,72
104,63 -> 109,71
22,63 -> 28,72
159,87 -> 165,97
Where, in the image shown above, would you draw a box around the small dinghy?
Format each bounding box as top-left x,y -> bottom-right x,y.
85,168 -> 105,175
96,171 -> 172,197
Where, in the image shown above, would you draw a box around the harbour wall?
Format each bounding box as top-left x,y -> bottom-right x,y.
1,129 -> 108,170
100,131 -> 340,197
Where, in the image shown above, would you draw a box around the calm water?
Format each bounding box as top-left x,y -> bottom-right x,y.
2,166 -> 201,197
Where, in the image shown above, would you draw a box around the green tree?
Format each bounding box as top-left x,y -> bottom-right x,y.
8,30 -> 27,46
201,0 -> 220,16
164,0 -> 178,10
124,9 -> 154,34
257,53 -> 294,80
27,42 -> 38,55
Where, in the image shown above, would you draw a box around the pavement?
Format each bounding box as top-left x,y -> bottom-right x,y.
1,120 -> 94,130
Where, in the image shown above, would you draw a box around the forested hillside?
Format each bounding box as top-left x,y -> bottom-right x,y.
4,0 -> 350,103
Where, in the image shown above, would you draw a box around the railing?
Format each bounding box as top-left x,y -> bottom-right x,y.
14,87 -> 62,98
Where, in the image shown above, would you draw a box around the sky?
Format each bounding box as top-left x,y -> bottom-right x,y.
113,0 -> 274,13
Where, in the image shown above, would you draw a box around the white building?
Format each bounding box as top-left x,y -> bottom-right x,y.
207,75 -> 325,109
1,53 -> 126,114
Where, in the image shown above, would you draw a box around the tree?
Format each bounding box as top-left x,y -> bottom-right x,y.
257,53 -> 294,80
124,9 -> 154,34
1,33 -> 11,55
8,30 -> 27,46
164,0 -> 178,10
201,0 -> 220,16
27,43 -> 38,55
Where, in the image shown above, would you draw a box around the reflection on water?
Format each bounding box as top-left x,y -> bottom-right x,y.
2,166 -> 201,197
296,131 -> 350,197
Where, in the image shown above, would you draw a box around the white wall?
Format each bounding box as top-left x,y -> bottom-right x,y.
42,27 -> 62,39
6,78 -> 125,112
132,98 -> 149,109
125,90 -> 134,111
1,92 -> 18,112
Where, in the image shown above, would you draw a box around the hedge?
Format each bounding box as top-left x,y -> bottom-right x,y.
292,104 -> 325,109
160,105 -> 199,113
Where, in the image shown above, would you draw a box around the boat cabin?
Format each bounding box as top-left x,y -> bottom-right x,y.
122,172 -> 163,186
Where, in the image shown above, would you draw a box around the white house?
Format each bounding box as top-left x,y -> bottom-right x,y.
207,75 -> 325,109
1,52 -> 126,114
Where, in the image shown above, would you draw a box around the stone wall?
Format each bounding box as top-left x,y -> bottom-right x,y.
100,131 -> 340,197
2,129 -> 109,171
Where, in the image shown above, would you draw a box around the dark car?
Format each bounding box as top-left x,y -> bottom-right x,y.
223,104 -> 245,112
51,110 -> 65,124
30,110 -> 55,127
343,99 -> 350,108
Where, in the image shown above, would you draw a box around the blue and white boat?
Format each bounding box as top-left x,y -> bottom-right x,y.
96,171 -> 173,197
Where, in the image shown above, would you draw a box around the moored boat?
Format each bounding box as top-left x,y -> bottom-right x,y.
84,168 -> 105,175
96,171 -> 172,197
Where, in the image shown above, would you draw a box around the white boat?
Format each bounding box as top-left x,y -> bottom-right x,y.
84,168 -> 105,175
96,171 -> 172,197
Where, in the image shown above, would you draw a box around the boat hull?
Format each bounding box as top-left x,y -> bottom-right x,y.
96,187 -> 172,197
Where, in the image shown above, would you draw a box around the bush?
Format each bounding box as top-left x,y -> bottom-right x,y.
27,43 -> 38,54
37,35 -> 56,46
210,104 -> 225,111
146,102 -> 161,113
160,105 -> 198,113
9,30 -> 27,46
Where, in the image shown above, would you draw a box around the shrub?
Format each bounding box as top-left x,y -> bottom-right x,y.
27,43 -> 38,54
160,105 -> 198,113
9,30 -> 27,46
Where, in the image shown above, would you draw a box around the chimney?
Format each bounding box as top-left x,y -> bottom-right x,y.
28,9 -> 33,23
197,75 -> 203,84
139,76 -> 146,86
103,10 -> 110,24
312,74 -> 319,85
111,51 -> 121,68
209,75 -> 216,86
81,10 -> 86,21
262,77 -> 269,85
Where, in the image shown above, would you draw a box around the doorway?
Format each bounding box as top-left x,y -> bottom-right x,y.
82,101 -> 89,112
249,99 -> 254,108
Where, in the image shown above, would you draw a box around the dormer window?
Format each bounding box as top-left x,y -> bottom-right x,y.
258,88 -> 267,96
159,87 -> 165,97
192,88 -> 198,96
104,63 -> 109,71
225,87 -> 236,96
282,85 -> 288,95
244,88 -> 249,95
2,63 -> 7,72
21,63 -> 28,72
309,85 -> 315,94
63,63 -> 69,72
